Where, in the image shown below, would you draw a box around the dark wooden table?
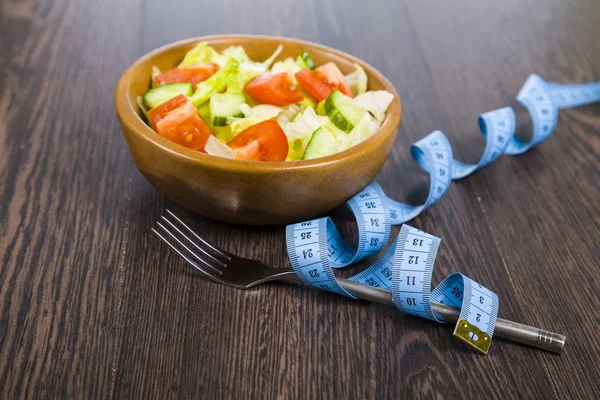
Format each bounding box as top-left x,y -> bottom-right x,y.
2,0 -> 599,398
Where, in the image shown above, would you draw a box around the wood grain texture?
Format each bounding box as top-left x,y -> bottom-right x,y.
405,1 -> 600,398
1,0 -> 599,398
0,0 -> 142,397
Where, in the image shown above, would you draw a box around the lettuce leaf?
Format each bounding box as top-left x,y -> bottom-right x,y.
262,44 -> 283,68
151,66 -> 162,87
221,45 -> 251,62
271,57 -> 302,74
345,63 -> 368,96
188,58 -> 239,106
281,107 -> 328,160
226,62 -> 266,92
347,113 -> 381,146
226,45 -> 283,93
282,107 -> 327,142
277,104 -> 302,124
298,95 -> 317,110
178,41 -> 229,67
136,96 -> 150,122
353,90 -> 394,121
287,138 -> 309,161
282,106 -> 378,159
226,104 -> 282,136
240,103 -> 282,118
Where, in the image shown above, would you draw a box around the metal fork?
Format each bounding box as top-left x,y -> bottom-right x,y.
152,210 -> 566,354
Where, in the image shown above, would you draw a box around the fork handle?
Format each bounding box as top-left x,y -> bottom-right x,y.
336,278 -> 566,354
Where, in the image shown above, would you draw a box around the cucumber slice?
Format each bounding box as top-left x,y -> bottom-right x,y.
303,128 -> 337,160
209,92 -> 247,126
198,101 -> 232,142
142,83 -> 193,109
324,90 -> 365,133
298,50 -> 316,70
198,101 -> 211,125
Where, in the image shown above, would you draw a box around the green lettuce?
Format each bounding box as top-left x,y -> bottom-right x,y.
178,42 -> 229,67
151,65 -> 162,87
188,58 -> 239,106
347,113 -> 381,146
345,63 -> 368,96
221,46 -> 251,62
281,107 -> 329,160
227,104 -> 282,137
271,57 -> 302,74
226,45 -> 283,93
277,104 -> 302,124
353,90 -> 394,121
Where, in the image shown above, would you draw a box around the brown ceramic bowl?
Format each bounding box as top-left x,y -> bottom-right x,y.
115,35 -> 401,225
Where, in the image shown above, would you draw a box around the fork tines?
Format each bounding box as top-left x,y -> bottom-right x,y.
152,210 -> 231,277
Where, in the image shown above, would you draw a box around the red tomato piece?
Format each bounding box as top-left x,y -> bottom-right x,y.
315,62 -> 353,98
232,140 -> 261,161
244,71 -> 304,106
295,69 -> 333,102
295,62 -> 354,101
148,94 -> 187,126
155,64 -> 220,89
227,119 -> 289,161
147,94 -> 212,152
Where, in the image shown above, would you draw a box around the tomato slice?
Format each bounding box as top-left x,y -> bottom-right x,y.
295,69 -> 332,102
227,119 -> 288,161
295,62 -> 354,101
155,64 -> 219,89
315,62 -> 353,97
232,140 -> 261,161
244,71 -> 304,106
147,94 -> 212,152
148,94 -> 187,126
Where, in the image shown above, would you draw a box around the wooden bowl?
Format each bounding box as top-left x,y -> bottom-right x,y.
115,35 -> 401,225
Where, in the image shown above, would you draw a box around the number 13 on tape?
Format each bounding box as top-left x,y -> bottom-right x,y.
286,185 -> 499,354
391,225 -> 498,354
286,73 -> 598,354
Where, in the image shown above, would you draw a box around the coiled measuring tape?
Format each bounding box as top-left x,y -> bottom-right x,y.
286,74 -> 600,354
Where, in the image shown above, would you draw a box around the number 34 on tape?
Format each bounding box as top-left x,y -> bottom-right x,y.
287,213 -> 499,354
286,73 -> 599,354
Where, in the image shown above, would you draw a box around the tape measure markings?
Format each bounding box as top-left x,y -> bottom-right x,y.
285,73 -> 599,354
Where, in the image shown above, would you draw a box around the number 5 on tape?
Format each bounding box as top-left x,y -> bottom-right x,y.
286,74 -> 598,354
287,210 -> 499,354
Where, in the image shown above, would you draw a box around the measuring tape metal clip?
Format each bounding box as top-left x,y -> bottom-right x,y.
286,74 -> 599,354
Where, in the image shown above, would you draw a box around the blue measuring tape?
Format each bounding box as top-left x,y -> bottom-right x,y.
286,74 -> 600,354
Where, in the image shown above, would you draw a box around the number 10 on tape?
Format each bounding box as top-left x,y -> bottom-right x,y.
391,225 -> 498,354
286,73 -> 599,354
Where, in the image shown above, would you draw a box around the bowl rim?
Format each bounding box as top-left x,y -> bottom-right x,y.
115,34 -> 402,173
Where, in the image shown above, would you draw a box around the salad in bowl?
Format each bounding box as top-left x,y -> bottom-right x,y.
138,42 -> 394,162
